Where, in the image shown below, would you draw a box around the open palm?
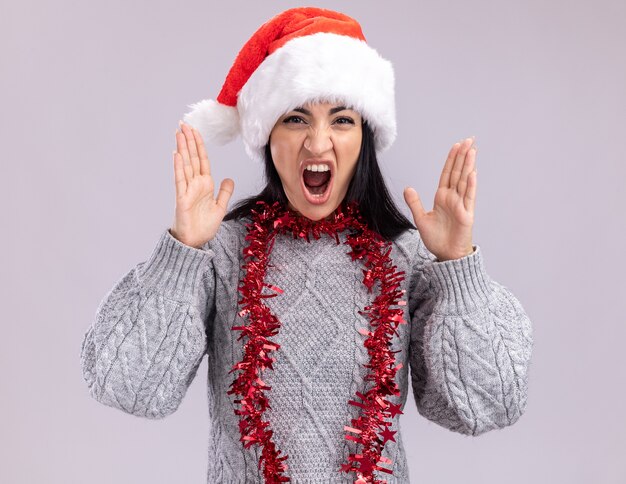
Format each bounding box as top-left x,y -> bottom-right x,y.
403,137 -> 477,262
170,121 -> 234,249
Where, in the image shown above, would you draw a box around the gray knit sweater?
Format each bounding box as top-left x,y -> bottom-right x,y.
80,217 -> 533,483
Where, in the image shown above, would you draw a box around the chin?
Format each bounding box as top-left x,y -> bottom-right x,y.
293,203 -> 337,221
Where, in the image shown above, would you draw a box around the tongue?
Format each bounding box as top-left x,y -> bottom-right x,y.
303,170 -> 331,187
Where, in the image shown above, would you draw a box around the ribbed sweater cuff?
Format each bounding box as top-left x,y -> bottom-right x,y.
135,228 -> 216,303
423,244 -> 494,315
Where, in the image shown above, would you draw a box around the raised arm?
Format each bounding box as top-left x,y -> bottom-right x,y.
80,120 -> 233,419
79,229 -> 216,418
407,237 -> 534,436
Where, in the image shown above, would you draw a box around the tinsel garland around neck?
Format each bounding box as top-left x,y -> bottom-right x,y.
227,200 -> 407,484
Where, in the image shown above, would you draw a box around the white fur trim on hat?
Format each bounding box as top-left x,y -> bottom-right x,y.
238,32 -> 396,163
183,98 -> 240,145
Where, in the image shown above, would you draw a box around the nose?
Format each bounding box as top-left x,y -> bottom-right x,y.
304,127 -> 333,155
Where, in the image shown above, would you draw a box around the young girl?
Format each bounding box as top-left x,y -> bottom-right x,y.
80,7 -> 533,484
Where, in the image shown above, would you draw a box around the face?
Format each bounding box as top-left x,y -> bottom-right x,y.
269,101 -> 363,221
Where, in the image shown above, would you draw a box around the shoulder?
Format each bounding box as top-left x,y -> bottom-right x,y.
203,217 -> 249,259
390,227 -> 438,298
391,227 -> 436,269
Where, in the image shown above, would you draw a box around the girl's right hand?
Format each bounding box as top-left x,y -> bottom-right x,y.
170,121 -> 234,248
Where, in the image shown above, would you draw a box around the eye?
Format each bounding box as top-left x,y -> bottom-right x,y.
334,117 -> 355,125
283,115 -> 306,124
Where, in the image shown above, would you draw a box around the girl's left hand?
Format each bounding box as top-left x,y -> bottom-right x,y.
403,137 -> 477,262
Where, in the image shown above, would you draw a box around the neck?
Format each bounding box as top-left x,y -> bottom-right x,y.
286,203 -> 345,222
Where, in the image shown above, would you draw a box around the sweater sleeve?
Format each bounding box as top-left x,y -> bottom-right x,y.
79,228 -> 217,419
407,238 -> 534,436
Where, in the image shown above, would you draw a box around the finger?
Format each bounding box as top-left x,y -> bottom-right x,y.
176,128 -> 193,186
458,144 -> 477,200
465,164 -> 477,214
176,126 -> 193,176
403,186 -> 424,224
450,137 -> 474,191
438,142 -> 462,189
173,150 -> 187,197
180,121 -> 200,176
191,127 -> 211,178
215,178 -> 235,213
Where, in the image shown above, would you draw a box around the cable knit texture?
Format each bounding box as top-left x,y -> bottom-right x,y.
80,217 -> 534,483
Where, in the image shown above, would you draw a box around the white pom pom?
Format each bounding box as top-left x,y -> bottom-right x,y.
182,99 -> 240,145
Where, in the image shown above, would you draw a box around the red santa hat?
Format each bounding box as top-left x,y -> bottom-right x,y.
182,7 -> 396,164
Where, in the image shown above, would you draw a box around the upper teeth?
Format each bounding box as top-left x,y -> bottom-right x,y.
305,164 -> 330,172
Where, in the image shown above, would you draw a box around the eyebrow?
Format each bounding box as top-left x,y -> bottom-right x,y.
292,105 -> 350,116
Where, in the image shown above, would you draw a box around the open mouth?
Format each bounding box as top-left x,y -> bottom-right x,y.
301,164 -> 333,204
